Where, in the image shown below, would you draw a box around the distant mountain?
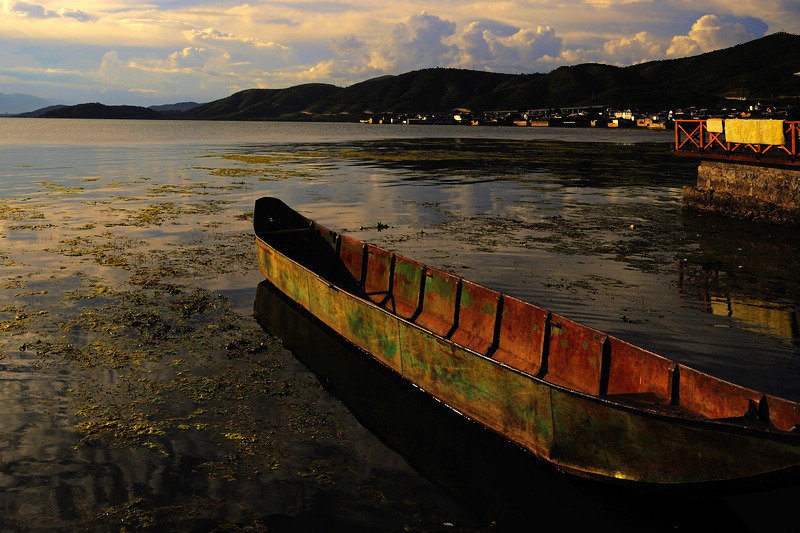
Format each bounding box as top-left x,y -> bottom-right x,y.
149,101 -> 201,115
16,105 -> 69,118
41,103 -> 163,119
181,84 -> 340,120
0,93 -> 53,115
184,32 -> 800,120
23,101 -> 200,119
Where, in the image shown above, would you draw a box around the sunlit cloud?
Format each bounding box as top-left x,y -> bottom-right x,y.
368,12 -> 457,71
667,15 -> 754,57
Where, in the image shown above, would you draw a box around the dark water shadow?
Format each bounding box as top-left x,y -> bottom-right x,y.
328,138 -> 698,188
253,280 -> 763,532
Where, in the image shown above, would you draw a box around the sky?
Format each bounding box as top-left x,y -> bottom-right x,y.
1,1 -> 798,106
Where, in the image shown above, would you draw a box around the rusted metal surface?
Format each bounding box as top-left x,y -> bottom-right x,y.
449,280 -> 499,355
254,197 -> 800,487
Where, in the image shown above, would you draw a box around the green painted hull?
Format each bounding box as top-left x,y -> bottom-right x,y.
254,197 -> 800,487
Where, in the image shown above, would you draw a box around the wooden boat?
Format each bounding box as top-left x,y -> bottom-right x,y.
254,197 -> 800,488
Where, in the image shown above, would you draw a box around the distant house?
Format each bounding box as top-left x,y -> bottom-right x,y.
614,109 -> 635,121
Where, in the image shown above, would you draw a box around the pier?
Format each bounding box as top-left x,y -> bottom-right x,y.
675,119 -> 800,225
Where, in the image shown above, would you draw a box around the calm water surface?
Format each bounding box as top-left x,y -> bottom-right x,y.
1,118 -> 799,531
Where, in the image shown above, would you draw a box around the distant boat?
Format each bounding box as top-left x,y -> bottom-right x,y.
254,196 -> 800,488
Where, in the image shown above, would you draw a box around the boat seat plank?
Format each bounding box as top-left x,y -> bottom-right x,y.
364,245 -> 393,306
389,256 -> 424,319
414,267 -> 459,338
678,364 -> 766,421
335,235 -> 365,292
450,280 -> 500,355
492,295 -> 547,376
605,337 -> 674,401
765,395 -> 800,432
543,314 -> 606,396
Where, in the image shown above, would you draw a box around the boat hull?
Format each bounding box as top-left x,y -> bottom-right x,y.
254,197 -> 800,487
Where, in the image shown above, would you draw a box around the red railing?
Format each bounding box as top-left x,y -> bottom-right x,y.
675,119 -> 800,166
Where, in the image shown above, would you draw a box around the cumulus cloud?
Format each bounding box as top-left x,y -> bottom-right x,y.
294,57 -> 379,84
330,13 -> 562,76
168,47 -> 209,70
504,26 -> 562,64
667,15 -> 754,57
98,50 -> 125,81
369,12 -> 457,71
601,31 -> 662,64
456,23 -> 563,71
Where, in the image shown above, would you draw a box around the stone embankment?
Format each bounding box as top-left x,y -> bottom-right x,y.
682,160 -> 800,225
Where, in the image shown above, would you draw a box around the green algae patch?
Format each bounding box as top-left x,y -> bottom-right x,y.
0,201 -> 45,221
220,154 -> 290,165
36,182 -> 84,194
169,288 -> 219,317
48,233 -> 140,268
210,167 -> 267,178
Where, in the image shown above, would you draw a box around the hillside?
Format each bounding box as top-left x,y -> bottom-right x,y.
41,103 -> 162,119
181,84 -> 341,120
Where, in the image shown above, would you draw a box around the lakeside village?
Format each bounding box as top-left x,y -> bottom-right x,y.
362,101 -> 798,129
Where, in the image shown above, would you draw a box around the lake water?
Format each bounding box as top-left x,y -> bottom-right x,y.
1,118 -> 799,531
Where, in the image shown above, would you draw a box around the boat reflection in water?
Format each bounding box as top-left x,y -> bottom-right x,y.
254,280 -> 776,532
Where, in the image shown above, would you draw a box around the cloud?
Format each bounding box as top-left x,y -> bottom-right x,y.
2,1 -> 95,21
601,31 -> 663,64
294,57 -> 379,85
459,22 -> 494,65
3,1 -> 56,18
454,23 -> 563,71
504,26 -> 563,64
61,8 -> 96,22
369,12 -> 457,71
667,14 -> 754,56
335,12 -> 563,75
185,27 -> 289,51
330,34 -> 369,60
168,47 -> 209,69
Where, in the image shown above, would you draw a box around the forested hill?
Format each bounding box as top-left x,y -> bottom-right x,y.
41,103 -> 162,119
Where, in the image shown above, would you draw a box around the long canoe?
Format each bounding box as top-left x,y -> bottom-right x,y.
254,197 -> 800,488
